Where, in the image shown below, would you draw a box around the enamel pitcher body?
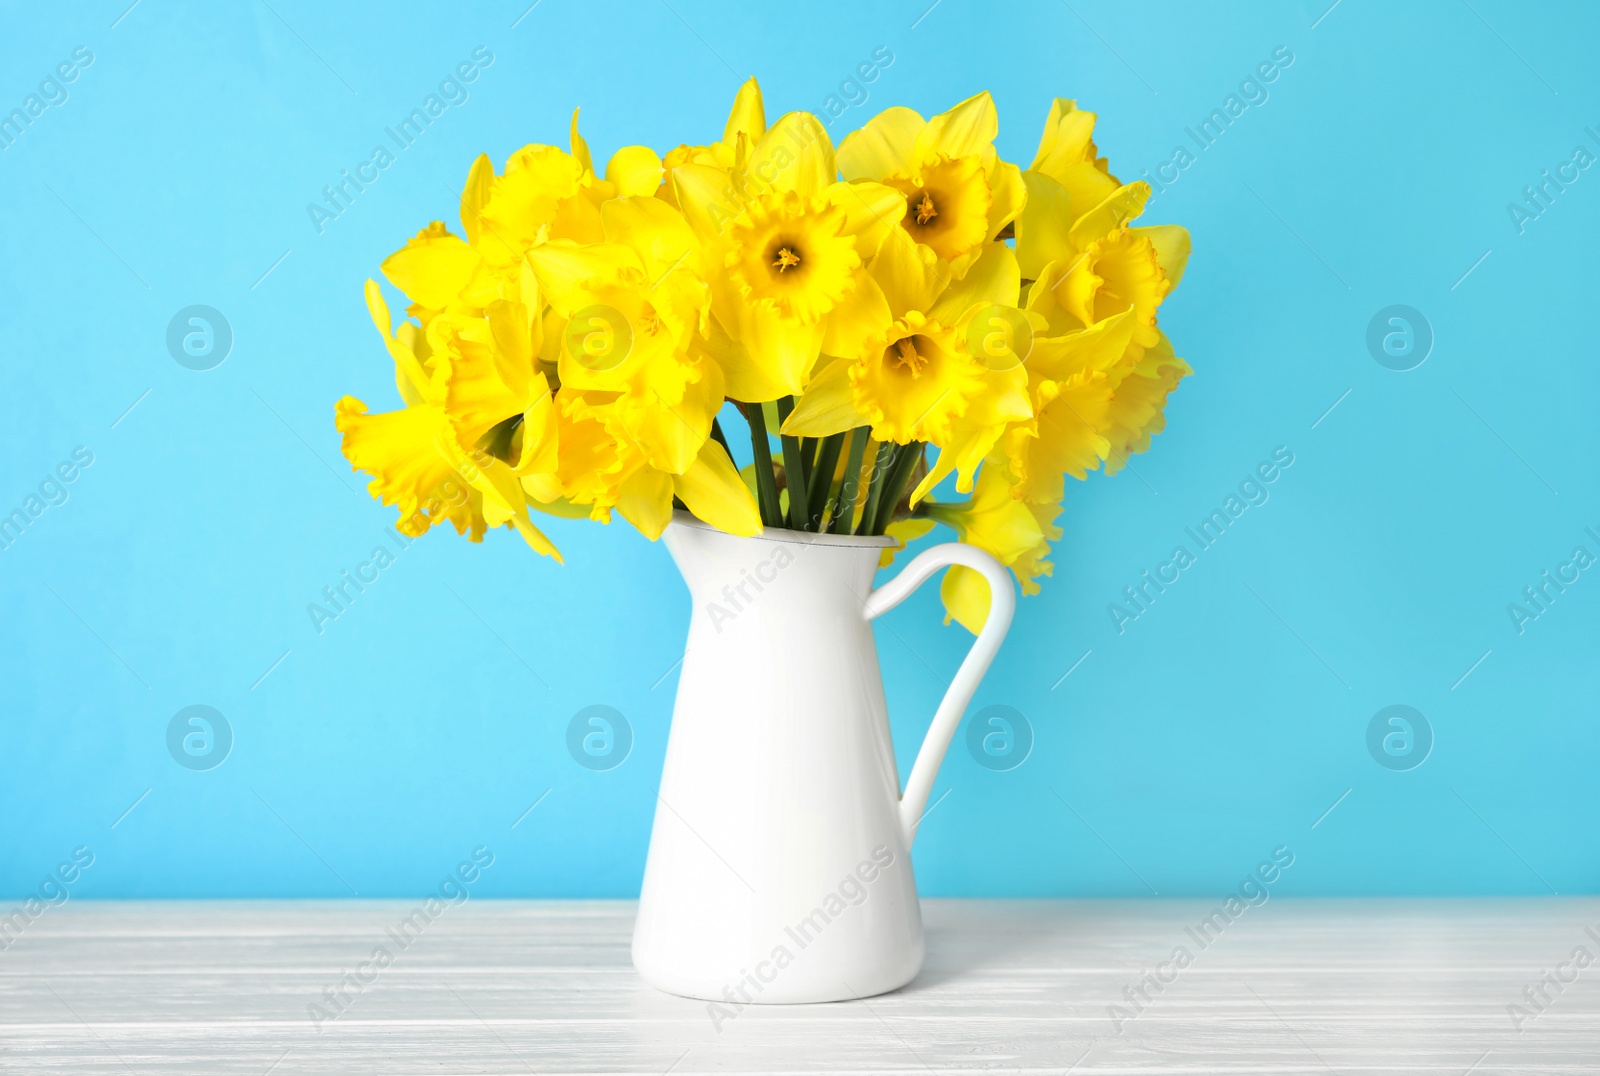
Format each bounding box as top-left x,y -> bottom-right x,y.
632,513 -> 1014,1004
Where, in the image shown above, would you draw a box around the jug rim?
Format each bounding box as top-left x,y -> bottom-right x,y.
668,510 -> 900,549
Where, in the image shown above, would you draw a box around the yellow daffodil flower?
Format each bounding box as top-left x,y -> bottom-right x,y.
660,78 -> 766,203
465,113 -> 654,272
838,91 -> 1025,265
672,99 -> 906,401
526,196 -> 722,476
783,238 -> 1029,483
544,391 -> 757,540
337,282 -> 561,558
1023,99 -> 1120,243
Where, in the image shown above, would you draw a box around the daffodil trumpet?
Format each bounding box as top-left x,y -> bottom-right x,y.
335,80 -> 1190,634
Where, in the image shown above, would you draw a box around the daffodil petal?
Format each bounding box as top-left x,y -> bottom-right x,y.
1014,171 -> 1077,281
675,438 -> 762,537
515,375 -> 559,476
365,280 -> 436,405
600,196 -> 697,282
939,564 -> 991,634
825,180 -> 907,257
615,465 -> 674,539
838,105 -> 923,181
868,231 -> 942,319
910,362 -> 1030,503
782,357 -> 867,437
913,91 -> 998,165
670,162 -> 736,237
524,240 -> 642,316
472,456 -> 563,560
986,158 -> 1027,241
928,242 -> 1019,325
620,355 -> 721,475
746,111 -> 835,198
606,145 -> 665,197
822,269 -> 892,360
723,77 -> 767,146
729,302 -> 825,400
878,517 -> 935,568
336,396 -> 479,539
1133,224 -> 1191,288
485,299 -> 534,384
460,153 -> 494,247
381,223 -> 482,310
524,492 -> 592,518
393,322 -> 431,406
1068,183 -> 1151,251
569,108 -> 593,174
443,319 -> 524,446
1009,370 -> 1114,498
1103,331 -> 1190,474
480,145 -> 586,251
1031,99 -> 1098,176
1026,307 -> 1138,382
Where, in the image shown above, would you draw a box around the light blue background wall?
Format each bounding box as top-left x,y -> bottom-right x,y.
3,0 -> 1596,900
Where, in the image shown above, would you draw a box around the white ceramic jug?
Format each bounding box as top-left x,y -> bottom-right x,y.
632,512 -> 1015,1004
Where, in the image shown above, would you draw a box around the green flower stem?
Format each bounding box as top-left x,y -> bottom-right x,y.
739,402 -> 781,528
829,427 -> 869,535
774,397 -> 810,531
807,432 -> 846,529
798,436 -> 816,505
918,499 -> 968,531
871,441 -> 924,535
857,441 -> 899,536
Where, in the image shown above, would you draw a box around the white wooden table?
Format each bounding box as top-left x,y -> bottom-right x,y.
3,899 -> 1596,1073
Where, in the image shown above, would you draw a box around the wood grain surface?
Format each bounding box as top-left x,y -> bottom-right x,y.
2,898 -> 1597,1073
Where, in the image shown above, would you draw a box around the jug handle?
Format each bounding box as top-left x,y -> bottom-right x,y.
863,542 -> 1015,849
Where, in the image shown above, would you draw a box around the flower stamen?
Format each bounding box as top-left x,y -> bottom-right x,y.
893,337 -> 927,376
915,192 -> 937,225
773,246 -> 801,272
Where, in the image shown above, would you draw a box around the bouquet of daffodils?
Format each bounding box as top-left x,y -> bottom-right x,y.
335,79 -> 1189,632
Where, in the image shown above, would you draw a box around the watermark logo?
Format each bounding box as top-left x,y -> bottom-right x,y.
1366,704 -> 1432,772
166,705 -> 232,771
166,305 -> 232,371
566,705 -> 632,771
965,305 -> 1034,372
966,704 -> 1033,771
564,304 -> 632,372
1366,305 -> 1431,372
